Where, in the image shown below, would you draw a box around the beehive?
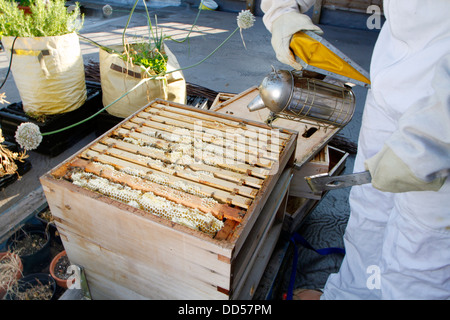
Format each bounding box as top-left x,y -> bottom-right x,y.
40,99 -> 297,299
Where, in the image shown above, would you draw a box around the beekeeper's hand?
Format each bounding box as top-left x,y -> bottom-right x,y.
271,11 -> 323,70
364,145 -> 446,193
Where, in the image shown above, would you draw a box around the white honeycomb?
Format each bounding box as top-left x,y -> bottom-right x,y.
71,171 -> 223,236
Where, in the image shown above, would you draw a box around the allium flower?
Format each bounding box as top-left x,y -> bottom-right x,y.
236,10 -> 255,49
237,10 -> 255,29
15,122 -> 43,151
103,4 -> 113,17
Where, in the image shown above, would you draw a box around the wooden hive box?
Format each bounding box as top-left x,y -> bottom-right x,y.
40,99 -> 297,299
290,145 -> 330,200
284,145 -> 349,234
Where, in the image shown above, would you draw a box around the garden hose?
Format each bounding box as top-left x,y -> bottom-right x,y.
0,36 -> 18,91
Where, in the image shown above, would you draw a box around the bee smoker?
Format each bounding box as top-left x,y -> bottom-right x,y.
247,68 -> 356,127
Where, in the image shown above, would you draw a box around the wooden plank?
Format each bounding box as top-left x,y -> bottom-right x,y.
312,0 -> 323,24
212,87 -> 340,168
212,86 -> 272,124
80,148 -> 253,209
149,102 -> 292,141
283,146 -> 349,234
41,177 -> 233,299
127,103 -> 285,161
134,111 -> 287,153
120,119 -> 282,163
229,122 -> 297,259
109,127 -> 265,187
187,163 -> 264,189
235,220 -> 283,299
103,129 -> 272,179
215,219 -> 239,241
231,169 -> 291,297
290,145 -> 330,199
113,127 -> 172,150
68,158 -> 245,223
41,176 -> 235,257
211,92 -> 236,109
95,138 -> 260,199
153,97 -> 293,136
113,122 -> 275,169
0,186 -> 47,243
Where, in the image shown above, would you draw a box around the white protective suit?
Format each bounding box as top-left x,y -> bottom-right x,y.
261,0 -> 450,299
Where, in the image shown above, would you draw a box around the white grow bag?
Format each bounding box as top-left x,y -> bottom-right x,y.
2,32 -> 87,116
99,44 -> 186,118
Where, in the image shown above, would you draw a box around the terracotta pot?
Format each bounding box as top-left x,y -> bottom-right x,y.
0,251 -> 23,299
49,250 -> 74,289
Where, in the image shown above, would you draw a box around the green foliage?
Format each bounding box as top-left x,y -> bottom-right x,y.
123,41 -> 168,75
121,12 -> 171,75
0,0 -> 84,38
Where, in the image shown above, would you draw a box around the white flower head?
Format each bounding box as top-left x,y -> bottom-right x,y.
103,4 -> 113,17
237,10 -> 255,29
15,122 -> 43,151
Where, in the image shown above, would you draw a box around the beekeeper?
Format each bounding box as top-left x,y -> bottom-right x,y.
260,0 -> 450,299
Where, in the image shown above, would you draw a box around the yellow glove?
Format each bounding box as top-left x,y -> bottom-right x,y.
364,145 -> 446,193
271,11 -> 323,70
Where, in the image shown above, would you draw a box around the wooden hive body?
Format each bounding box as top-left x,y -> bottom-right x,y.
40,99 -> 297,299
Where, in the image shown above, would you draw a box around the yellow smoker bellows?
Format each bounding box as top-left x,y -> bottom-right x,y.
290,31 -> 371,88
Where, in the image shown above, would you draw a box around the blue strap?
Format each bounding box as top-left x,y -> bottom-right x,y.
286,232 -> 345,300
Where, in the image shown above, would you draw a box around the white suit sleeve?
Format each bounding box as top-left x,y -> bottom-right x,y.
386,54 -> 450,183
260,0 -> 316,32
365,54 -> 450,192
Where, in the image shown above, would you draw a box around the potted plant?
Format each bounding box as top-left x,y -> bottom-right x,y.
34,204 -> 62,243
6,224 -> 51,275
0,0 -> 86,118
4,273 -> 56,300
0,251 -> 23,299
98,0 -> 186,118
49,250 -> 74,289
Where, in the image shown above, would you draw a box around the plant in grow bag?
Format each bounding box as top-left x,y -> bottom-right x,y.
0,0 -> 83,37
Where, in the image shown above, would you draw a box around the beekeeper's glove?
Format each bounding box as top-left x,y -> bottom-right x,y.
271,11 -> 323,70
364,145 -> 446,193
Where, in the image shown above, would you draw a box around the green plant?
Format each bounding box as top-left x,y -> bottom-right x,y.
124,41 -> 168,75
119,1 -> 175,76
118,0 -> 205,76
0,0 -> 84,38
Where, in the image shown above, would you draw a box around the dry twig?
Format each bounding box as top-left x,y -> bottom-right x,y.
0,129 -> 28,178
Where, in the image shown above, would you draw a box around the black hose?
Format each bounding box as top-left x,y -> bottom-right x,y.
0,36 -> 18,90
